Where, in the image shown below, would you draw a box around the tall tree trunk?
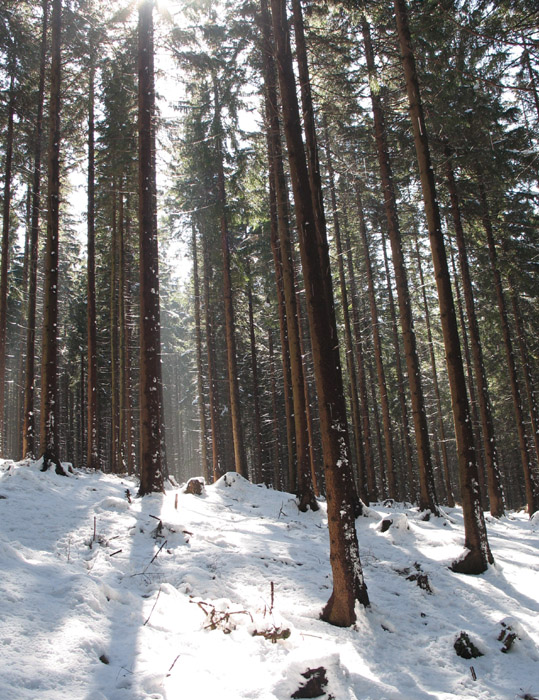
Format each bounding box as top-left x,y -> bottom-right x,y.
395,0 -> 493,572
412,230 -> 455,507
270,0 -> 369,625
360,12 -> 437,513
260,0 -> 317,509
449,243 -> 486,506
192,223 -> 210,484
40,0 -> 63,472
202,232 -> 223,483
137,0 -> 164,494
118,184 -> 128,472
0,73 -> 15,456
444,147 -> 504,516
380,225 -> 417,502
343,223 -> 374,502
268,329 -> 282,488
247,273 -> 263,483
477,175 -> 539,515
87,59 -> 99,470
268,178 -> 295,491
322,122 -> 367,501
355,181 -> 398,499
509,280 -> 539,469
23,0 -> 48,459
110,185 -> 120,473
213,82 -> 248,480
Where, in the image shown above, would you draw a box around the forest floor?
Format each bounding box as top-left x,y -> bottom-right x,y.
0,459 -> 538,700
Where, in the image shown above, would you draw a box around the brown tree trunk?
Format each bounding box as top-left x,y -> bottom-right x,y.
192,224 -> 210,484
412,230 -> 455,507
268,329 -> 283,488
268,182 -> 295,491
395,0 -> 493,572
137,0 -> 164,494
270,0 -> 369,624
361,12 -> 437,512
247,273 -> 264,483
260,0 -> 317,509
380,225 -> 417,502
444,148 -> 504,516
202,232 -> 223,483
40,0 -> 62,471
86,58 -> 99,470
23,1 -> 49,459
110,185 -> 120,473
449,244 -> 486,506
213,82 -> 248,481
509,281 -> 539,470
355,181 -> 398,499
343,223 -> 374,502
322,122 -> 367,502
0,73 -> 15,456
478,175 -> 539,515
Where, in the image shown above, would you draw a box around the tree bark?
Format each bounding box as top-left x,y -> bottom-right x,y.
444,147 -> 505,516
360,12 -> 437,512
355,181 -> 398,499
0,73 -> 16,457
138,0 -> 164,494
261,0 -> 317,509
395,0 -> 493,572
192,224 -> 210,484
412,230 -> 455,507
270,0 -> 369,624
23,0 -> 48,459
86,58 -> 99,470
247,273 -> 264,483
322,122 -> 368,502
478,175 -> 539,515
380,225 -> 417,502
40,0 -> 62,471
213,81 -> 248,480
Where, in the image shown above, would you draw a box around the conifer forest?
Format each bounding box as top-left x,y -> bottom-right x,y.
0,0 -> 538,637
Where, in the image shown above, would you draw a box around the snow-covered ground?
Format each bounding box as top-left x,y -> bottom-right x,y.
0,459 -> 537,700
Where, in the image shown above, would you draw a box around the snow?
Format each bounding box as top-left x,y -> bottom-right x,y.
0,459 -> 538,700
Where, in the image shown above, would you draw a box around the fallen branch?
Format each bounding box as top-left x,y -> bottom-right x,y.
143,586 -> 162,626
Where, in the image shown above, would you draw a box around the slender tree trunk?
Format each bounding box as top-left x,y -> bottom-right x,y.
40,0 -> 63,471
260,0 -> 317,509
412,230 -> 455,507
444,148 -> 504,515
247,273 -> 263,483
0,73 -> 15,456
478,175 -> 539,515
268,181 -> 295,491
268,329 -> 282,488
202,232 -> 222,483
509,280 -> 539,470
138,0 -> 164,494
270,0 -> 369,624
360,12 -> 437,512
343,223 -> 374,502
212,82 -> 248,480
380,225 -> 417,502
110,185 -> 120,473
449,244 -> 486,506
86,59 -> 99,470
23,0 -> 48,459
395,0 -> 493,571
192,224 -> 210,483
355,181 -> 398,499
322,122 -> 367,501
123,199 -> 135,476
